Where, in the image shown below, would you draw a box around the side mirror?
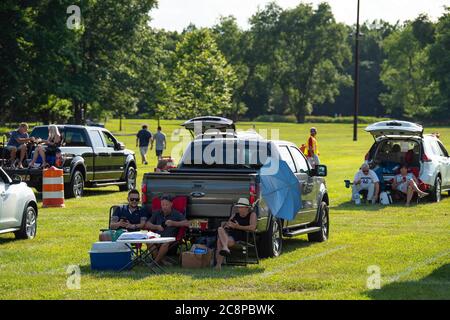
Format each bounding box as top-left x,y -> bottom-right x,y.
314,165 -> 327,177
11,174 -> 22,184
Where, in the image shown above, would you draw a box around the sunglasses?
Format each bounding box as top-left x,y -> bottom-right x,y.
129,198 -> 140,202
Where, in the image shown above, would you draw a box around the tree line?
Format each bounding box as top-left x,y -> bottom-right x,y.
1,1 -> 449,125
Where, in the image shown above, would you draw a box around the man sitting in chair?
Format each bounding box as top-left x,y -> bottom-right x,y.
145,194 -> 190,265
352,163 -> 380,205
99,189 -> 148,241
215,198 -> 257,271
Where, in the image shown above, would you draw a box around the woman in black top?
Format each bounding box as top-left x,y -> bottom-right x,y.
29,125 -> 62,168
215,198 -> 257,271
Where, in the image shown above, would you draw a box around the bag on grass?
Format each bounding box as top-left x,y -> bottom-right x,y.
380,191 -> 393,205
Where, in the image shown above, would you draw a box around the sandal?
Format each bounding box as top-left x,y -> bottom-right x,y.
219,249 -> 231,257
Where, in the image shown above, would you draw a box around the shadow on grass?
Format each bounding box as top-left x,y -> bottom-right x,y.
366,263 -> 450,300
79,258 -> 265,280
83,189 -> 122,197
0,236 -> 18,245
282,237 -> 314,254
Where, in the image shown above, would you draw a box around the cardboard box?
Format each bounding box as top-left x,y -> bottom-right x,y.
182,244 -> 213,268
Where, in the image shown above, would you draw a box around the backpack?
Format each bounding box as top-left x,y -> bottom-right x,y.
380,191 -> 393,205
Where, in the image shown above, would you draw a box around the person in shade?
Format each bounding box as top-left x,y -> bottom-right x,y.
392,164 -> 428,206
352,163 -> 380,205
99,189 -> 149,241
215,198 -> 257,271
136,124 -> 153,165
145,194 -> 190,265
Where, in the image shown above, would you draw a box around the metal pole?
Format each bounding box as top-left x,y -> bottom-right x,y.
353,0 -> 360,141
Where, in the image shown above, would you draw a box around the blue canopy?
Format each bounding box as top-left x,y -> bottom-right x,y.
260,158 -> 302,221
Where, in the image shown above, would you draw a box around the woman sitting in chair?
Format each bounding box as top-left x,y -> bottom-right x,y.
392,164 -> 428,206
29,125 -> 62,168
215,198 -> 257,271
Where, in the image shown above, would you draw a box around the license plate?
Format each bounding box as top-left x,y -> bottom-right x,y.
20,175 -> 31,182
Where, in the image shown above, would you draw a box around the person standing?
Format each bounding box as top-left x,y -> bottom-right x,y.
136,124 -> 152,165
307,127 -> 320,168
151,126 -> 166,161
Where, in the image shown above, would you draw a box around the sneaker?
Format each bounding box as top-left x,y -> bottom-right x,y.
144,161 -> 148,165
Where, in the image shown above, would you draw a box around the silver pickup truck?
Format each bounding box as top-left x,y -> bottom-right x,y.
141,117 -> 330,258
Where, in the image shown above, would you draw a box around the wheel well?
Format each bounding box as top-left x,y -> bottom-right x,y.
322,193 -> 329,205
24,200 -> 38,219
73,164 -> 86,180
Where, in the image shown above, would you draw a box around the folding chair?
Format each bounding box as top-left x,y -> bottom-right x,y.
150,196 -> 189,264
225,204 -> 259,266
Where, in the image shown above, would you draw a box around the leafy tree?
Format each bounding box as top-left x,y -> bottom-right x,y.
380,18 -> 439,118
167,29 -> 236,119
276,3 -> 352,122
429,7 -> 450,119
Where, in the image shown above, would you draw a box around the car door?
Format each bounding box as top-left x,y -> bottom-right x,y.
100,130 -> 125,180
88,129 -> 111,181
277,145 -> 313,226
436,141 -> 450,187
289,146 -> 317,224
0,173 -> 21,229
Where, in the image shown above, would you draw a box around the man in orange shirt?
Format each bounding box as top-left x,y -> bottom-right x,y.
307,127 -> 320,168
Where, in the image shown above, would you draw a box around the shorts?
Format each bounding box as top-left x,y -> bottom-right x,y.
6,144 -> 26,151
156,149 -> 163,157
139,146 -> 149,156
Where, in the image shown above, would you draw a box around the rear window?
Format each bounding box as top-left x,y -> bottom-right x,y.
180,140 -> 271,169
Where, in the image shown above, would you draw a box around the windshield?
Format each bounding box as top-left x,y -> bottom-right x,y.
180,140 -> 272,169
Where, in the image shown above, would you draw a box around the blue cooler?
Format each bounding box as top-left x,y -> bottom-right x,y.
89,242 -> 132,271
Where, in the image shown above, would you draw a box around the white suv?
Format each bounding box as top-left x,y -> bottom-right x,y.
365,120 -> 450,202
0,167 -> 38,239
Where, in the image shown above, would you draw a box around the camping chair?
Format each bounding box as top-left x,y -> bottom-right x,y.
388,167 -> 426,204
224,204 -> 259,266
150,195 -> 189,264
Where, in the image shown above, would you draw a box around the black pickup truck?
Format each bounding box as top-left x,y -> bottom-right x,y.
1,125 -> 137,198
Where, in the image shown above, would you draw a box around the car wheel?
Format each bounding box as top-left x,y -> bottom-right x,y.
308,202 -> 329,242
430,176 -> 442,203
119,166 -> 136,192
258,216 -> 283,258
15,205 -> 37,240
66,170 -> 84,198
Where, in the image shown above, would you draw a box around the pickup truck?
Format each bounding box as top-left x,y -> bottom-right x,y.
141,117 -> 330,258
1,125 -> 137,198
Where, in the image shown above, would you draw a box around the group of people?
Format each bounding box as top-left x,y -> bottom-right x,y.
352,163 -> 428,206
136,125 -> 166,165
99,190 -> 256,270
5,123 -> 61,169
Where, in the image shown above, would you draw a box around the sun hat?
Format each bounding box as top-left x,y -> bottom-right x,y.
235,198 -> 251,207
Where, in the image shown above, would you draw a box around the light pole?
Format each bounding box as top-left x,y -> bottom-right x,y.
353,0 -> 361,141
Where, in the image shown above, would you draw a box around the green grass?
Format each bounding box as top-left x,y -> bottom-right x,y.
0,119 -> 449,299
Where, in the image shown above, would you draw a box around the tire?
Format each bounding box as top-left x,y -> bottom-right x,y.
430,176 -> 442,203
119,166 -> 136,192
15,205 -> 37,240
308,202 -> 329,243
66,170 -> 84,198
258,216 -> 283,258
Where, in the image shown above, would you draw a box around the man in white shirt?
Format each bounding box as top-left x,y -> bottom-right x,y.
352,163 -> 380,204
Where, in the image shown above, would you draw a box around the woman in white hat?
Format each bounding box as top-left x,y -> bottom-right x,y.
215,197 -> 257,270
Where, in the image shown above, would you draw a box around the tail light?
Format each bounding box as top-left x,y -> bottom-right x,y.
141,183 -> 148,204
249,183 -> 258,205
422,153 -> 431,162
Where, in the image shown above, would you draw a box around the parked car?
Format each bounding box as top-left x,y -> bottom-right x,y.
141,117 -> 330,258
2,125 -> 137,198
0,168 -> 38,239
365,120 -> 450,202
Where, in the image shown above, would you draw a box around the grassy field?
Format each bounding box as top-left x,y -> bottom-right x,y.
0,119 -> 449,299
